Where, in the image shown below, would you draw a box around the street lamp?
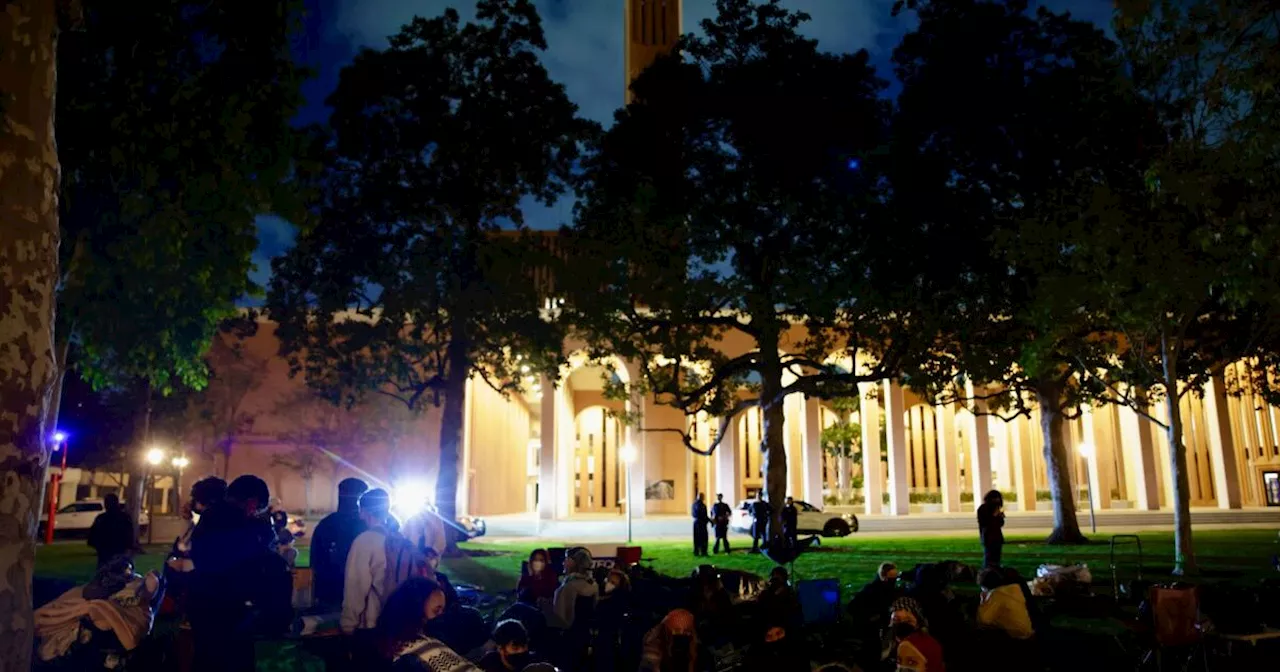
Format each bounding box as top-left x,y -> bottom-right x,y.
45,431 -> 69,544
620,443 -> 638,544
144,447 -> 166,544
1078,442 -> 1097,534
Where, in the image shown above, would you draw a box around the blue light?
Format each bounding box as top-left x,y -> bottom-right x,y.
846,158 -> 861,171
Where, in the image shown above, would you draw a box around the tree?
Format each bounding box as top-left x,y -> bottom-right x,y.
184,319 -> 268,478
0,2 -> 69,667
889,0 -> 1155,544
1069,0 -> 1280,573
268,0 -> 592,548
53,0 -> 306,539
570,0 -> 919,539
818,397 -> 861,503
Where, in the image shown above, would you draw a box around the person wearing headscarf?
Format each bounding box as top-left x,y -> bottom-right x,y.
551,547 -> 597,630
640,609 -> 706,672
889,597 -> 945,672
312,478 -> 370,610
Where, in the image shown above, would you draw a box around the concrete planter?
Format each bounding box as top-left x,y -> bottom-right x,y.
908,503 -> 944,513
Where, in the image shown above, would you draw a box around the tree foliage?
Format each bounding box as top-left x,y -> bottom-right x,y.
890,0 -> 1156,544
570,0 -> 927,537
268,0 -> 594,535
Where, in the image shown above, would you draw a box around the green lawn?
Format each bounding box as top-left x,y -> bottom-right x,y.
36,528 -> 1279,594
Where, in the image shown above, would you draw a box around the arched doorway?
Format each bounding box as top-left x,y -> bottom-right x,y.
573,405 -> 624,513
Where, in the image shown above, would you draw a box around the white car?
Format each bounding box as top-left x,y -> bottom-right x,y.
730,499 -> 858,537
40,499 -> 149,535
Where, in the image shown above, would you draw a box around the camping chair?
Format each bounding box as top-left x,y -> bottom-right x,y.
1110,535 -> 1146,604
1142,585 -> 1208,672
615,546 -> 643,567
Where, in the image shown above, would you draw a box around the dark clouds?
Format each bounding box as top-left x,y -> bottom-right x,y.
249,0 -> 1114,298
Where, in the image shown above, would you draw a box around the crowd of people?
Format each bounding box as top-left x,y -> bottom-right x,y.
64,477 -> 1044,672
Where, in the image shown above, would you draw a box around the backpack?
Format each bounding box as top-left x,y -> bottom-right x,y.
384,533 -> 428,592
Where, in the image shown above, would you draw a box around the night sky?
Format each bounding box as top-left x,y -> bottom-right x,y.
249,0 -> 1116,291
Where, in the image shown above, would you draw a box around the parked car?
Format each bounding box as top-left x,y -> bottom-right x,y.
730,498 -> 858,537
39,498 -> 149,535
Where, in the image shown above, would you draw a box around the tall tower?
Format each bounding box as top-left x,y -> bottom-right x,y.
624,0 -> 682,105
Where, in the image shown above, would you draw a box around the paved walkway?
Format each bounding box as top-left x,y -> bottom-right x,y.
474,507 -> 1280,543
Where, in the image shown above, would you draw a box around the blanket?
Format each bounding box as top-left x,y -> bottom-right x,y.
34,571 -> 162,661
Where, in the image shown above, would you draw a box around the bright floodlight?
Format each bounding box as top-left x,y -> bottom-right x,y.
393,479 -> 433,517
1078,442 -> 1095,459
145,447 -> 166,465
172,455 -> 190,469
620,444 -> 638,464
52,431 -> 67,443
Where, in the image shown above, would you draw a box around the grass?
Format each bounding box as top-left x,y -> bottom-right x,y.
36,529 -> 1279,592
451,529 -> 1280,594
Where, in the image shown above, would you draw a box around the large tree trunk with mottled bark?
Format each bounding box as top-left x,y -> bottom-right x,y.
0,2 -> 62,668
1035,379 -> 1086,544
758,346 -> 787,541
435,331 -> 469,554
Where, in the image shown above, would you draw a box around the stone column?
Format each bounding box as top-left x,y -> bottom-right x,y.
538,374 -> 558,520
716,417 -> 741,503
966,396 -> 994,510
1117,400 -> 1161,511
1079,403 -> 1112,510
1013,415 -> 1038,511
803,396 -> 824,504
884,380 -> 910,516
1203,374 -> 1243,509
859,382 -> 883,515
935,401 -> 962,513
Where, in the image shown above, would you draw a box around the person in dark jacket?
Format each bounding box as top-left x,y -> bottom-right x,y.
977,490 -> 1005,568
189,475 -> 291,672
516,549 -> 557,605
750,498 -> 772,553
711,494 -> 732,554
691,493 -> 710,557
87,493 -> 134,568
478,619 -> 534,672
311,477 -> 369,611
849,562 -> 900,624
781,497 -> 799,549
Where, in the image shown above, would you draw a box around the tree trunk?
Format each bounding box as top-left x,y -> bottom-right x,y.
303,477 -> 313,519
221,440 -> 232,480
759,346 -> 787,541
1035,380 -> 1086,544
1160,343 -> 1196,573
837,455 -> 850,503
34,336 -> 70,544
435,332 -> 469,555
0,2 -> 62,668
128,382 -> 153,545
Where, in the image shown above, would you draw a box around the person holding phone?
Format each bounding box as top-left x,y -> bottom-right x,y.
977,490 -> 1006,568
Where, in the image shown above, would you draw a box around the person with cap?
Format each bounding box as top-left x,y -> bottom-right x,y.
189,475 -> 291,672
344,488 -> 427,664
313,477 -> 370,610
551,547 -> 598,630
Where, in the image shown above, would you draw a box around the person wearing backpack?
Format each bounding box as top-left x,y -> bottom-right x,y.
343,489 -> 427,667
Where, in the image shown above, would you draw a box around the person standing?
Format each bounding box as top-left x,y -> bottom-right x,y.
87,493 -> 135,568
312,478 -> 369,610
189,475 -> 291,672
977,490 -> 1005,568
691,493 -> 710,557
750,497 -> 772,553
342,488 -> 409,663
781,497 -> 799,549
711,494 -> 732,554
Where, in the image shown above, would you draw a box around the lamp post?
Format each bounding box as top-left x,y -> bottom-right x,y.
171,455 -> 189,515
45,431 -> 68,544
620,443 -> 638,544
1078,442 -> 1097,534
145,447 -> 165,544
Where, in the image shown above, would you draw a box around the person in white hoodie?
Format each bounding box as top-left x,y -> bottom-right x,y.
343,488 -> 424,665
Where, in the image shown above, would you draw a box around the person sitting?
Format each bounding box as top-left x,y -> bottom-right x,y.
755,567 -> 802,631
375,577 -> 479,672
87,494 -> 134,569
640,608 -> 707,672
517,549 -> 558,606
746,620 -> 808,672
890,597 -> 945,672
422,546 -> 459,606
850,562 -> 901,624
975,568 -> 1034,640
477,619 -> 534,672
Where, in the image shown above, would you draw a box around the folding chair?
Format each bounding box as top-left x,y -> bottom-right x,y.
1143,584 -> 1208,672
1110,535 -> 1145,604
